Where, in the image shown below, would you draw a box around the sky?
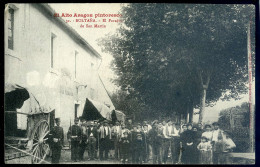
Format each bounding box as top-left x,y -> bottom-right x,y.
49,3 -> 255,123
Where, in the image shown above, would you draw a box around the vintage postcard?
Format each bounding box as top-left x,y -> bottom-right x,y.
4,3 -> 255,164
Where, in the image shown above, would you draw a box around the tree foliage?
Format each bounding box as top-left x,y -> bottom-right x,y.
98,4 -> 255,120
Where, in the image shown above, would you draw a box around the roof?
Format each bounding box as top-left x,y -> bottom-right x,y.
35,3 -> 102,59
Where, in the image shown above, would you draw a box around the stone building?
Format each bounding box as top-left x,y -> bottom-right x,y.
4,3 -> 114,143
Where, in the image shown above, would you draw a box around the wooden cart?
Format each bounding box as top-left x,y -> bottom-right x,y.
5,83 -> 54,164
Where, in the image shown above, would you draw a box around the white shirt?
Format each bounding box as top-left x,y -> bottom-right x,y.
104,126 -> 109,136
90,127 -> 93,137
147,124 -> 152,131
116,126 -> 120,133
172,127 -> 180,137
202,131 -> 213,141
163,125 -> 171,138
212,129 -> 222,142
223,138 -> 236,151
168,126 -> 172,135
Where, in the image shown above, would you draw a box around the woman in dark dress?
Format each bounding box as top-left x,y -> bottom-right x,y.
180,123 -> 197,164
192,126 -> 201,164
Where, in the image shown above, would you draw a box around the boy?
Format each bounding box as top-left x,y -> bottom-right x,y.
197,136 -> 212,164
120,131 -> 131,163
132,124 -> 144,164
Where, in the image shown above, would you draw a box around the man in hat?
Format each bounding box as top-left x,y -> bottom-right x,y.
78,117 -> 87,161
67,117 -> 82,162
211,122 -> 224,164
87,121 -> 98,160
126,119 -> 133,131
93,120 -> 98,128
112,121 -> 122,160
197,123 -> 204,133
130,124 -> 137,163
98,120 -> 112,160
162,119 -> 173,164
148,121 -> 162,164
142,121 -> 152,132
218,130 -> 236,164
131,123 -> 145,164
50,118 -> 64,164
142,124 -> 149,163
170,121 -> 181,164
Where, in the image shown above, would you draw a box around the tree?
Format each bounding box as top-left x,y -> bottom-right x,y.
161,4 -> 255,122
98,4 -> 255,121
110,90 -> 151,121
218,102 -> 251,152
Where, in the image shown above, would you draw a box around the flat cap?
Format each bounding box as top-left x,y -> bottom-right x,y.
204,124 -> 211,128
182,124 -> 187,128
55,118 -> 60,122
187,123 -> 193,126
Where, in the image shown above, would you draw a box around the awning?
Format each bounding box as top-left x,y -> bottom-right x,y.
5,82 -> 53,115
115,110 -> 126,122
81,98 -> 112,121
5,83 -> 30,111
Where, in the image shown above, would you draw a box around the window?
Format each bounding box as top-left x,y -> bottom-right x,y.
8,8 -> 14,50
74,51 -> 78,78
51,33 -> 57,68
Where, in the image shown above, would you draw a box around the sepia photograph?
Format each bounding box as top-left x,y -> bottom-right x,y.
4,3 -> 255,164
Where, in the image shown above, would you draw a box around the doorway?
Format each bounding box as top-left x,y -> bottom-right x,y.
75,104 -> 80,119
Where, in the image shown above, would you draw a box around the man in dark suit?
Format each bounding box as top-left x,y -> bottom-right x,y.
87,121 -> 98,160
50,118 -> 64,164
67,117 -> 82,162
78,117 -> 87,161
98,120 -> 111,160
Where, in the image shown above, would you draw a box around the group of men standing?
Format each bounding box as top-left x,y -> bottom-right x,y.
48,117 -> 235,164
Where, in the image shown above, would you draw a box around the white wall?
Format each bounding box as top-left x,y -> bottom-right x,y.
5,3 -> 115,142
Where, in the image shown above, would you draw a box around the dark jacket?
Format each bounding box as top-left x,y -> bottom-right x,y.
132,130 -> 145,148
87,127 -> 98,139
67,124 -> 82,141
148,127 -> 162,146
181,130 -> 196,145
50,126 -> 64,147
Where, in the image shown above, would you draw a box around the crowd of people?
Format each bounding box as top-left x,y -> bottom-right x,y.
49,117 -> 236,164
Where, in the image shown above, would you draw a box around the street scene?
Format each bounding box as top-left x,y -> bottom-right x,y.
4,3 -> 255,165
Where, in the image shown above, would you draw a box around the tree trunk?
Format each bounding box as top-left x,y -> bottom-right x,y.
199,87 -> 207,123
198,71 -> 211,123
189,102 -> 194,123
186,113 -> 189,124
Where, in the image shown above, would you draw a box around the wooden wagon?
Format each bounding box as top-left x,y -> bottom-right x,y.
5,83 -> 54,164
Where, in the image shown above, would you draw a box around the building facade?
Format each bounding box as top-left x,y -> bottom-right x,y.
4,3 -> 115,142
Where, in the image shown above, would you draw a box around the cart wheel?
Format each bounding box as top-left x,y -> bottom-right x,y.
30,120 -> 50,164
